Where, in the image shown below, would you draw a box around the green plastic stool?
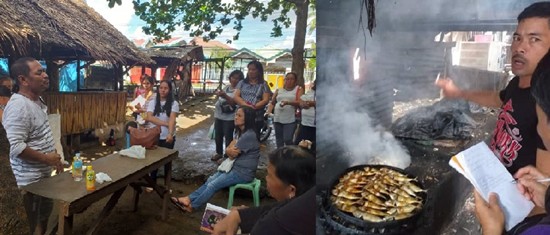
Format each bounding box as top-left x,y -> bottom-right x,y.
227,178 -> 261,209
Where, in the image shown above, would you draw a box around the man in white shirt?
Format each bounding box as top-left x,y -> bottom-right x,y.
3,57 -> 63,234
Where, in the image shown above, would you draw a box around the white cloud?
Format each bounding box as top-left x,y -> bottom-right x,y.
86,0 -> 135,36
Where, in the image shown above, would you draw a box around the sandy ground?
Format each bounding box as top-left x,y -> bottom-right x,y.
58,96 -> 276,235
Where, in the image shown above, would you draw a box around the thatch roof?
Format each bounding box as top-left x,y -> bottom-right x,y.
0,0 -> 153,64
142,46 -> 205,67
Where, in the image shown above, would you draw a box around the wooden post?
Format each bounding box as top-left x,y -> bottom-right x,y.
76,60 -> 81,91
46,60 -> 60,92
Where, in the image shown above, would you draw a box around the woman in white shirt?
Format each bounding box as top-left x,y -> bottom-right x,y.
266,72 -> 303,148
144,80 -> 179,183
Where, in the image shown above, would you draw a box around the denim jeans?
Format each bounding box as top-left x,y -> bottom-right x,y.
188,171 -> 248,209
274,122 -> 297,148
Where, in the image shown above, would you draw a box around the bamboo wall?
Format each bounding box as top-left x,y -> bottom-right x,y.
42,92 -> 127,135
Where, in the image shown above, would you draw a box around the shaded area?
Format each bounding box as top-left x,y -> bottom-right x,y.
0,123 -> 28,234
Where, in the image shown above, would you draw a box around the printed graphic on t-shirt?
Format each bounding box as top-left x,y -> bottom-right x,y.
490,100 -> 523,167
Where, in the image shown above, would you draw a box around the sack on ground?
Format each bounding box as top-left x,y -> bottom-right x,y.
217,158 -> 235,173
208,123 -> 215,140
129,126 -> 160,149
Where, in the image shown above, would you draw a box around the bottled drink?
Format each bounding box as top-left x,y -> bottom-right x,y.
72,153 -> 83,181
85,165 -> 96,191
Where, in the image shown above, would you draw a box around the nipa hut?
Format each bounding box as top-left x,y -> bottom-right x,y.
0,0 -> 154,151
135,45 -> 205,104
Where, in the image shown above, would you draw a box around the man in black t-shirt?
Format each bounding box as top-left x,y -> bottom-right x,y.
436,2 -> 550,176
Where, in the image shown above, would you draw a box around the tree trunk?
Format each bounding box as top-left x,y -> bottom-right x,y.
291,1 -> 309,88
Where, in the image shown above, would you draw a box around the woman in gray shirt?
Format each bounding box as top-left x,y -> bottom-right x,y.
171,106 -> 260,212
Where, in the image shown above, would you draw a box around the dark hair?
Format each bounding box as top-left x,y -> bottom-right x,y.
235,106 -> 256,138
153,80 -> 175,117
245,60 -> 264,84
0,85 -> 11,98
229,70 -> 245,81
10,57 -> 36,84
518,2 -> 550,27
141,74 -> 155,86
268,146 -> 315,197
532,50 -> 550,121
285,72 -> 298,80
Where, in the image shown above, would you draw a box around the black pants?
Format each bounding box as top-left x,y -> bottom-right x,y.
295,125 -> 316,144
151,137 -> 176,181
254,119 -> 264,141
23,192 -> 53,234
214,118 -> 235,155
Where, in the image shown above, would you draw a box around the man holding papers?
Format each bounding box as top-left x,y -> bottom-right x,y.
437,2 -> 550,176
474,28 -> 550,234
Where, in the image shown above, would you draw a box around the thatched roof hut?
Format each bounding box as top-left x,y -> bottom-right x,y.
143,46 -> 205,67
0,0 -> 152,64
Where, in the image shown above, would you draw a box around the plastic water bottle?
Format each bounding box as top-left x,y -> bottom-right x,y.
72,153 -> 83,181
86,165 -> 96,191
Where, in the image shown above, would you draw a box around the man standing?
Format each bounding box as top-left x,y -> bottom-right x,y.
436,2 -> 550,176
2,57 -> 63,234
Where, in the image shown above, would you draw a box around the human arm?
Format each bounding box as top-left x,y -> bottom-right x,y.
536,149 -> 550,176
254,89 -> 270,110
280,86 -> 304,108
233,89 -> 254,109
144,111 -> 169,126
473,190 -> 505,235
225,139 -> 240,159
166,111 -> 177,143
216,87 -> 237,105
435,78 -> 502,108
266,89 -> 278,115
3,106 -> 63,173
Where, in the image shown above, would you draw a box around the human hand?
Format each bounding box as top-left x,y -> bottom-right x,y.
225,146 -> 241,159
166,135 -> 174,144
473,190 -> 505,235
45,152 -> 63,174
300,101 -> 310,109
434,77 -> 463,99
280,101 -> 286,107
515,165 -> 550,208
230,205 -> 248,212
212,210 -> 241,235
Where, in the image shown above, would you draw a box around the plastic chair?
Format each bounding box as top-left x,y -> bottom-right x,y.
227,178 -> 261,209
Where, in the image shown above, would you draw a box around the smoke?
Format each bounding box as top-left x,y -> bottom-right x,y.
317,81 -> 411,169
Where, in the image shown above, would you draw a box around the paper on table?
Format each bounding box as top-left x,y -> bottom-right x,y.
449,142 -> 534,231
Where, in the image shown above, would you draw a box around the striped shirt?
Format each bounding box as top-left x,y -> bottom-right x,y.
3,93 -> 55,187
236,80 -> 269,105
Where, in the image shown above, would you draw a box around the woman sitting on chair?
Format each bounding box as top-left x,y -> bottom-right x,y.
213,146 -> 316,235
171,106 -> 260,212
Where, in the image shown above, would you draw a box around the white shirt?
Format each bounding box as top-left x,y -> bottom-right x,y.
274,86 -> 298,124
147,97 -> 179,140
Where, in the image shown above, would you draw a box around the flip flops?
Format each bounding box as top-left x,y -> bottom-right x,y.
170,197 -> 193,213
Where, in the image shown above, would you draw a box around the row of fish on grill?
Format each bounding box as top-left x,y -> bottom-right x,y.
331,166 -> 426,222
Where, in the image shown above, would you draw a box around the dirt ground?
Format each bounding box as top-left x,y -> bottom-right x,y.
59,96 -> 276,235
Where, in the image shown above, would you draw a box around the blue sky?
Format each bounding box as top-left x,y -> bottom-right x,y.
87,1 -> 315,49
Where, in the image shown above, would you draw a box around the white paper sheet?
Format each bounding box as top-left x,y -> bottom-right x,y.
449,142 -> 534,231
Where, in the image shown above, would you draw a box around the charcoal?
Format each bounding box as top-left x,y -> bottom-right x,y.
391,99 -> 478,141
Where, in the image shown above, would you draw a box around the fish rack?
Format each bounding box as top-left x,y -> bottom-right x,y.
320,165 -> 427,235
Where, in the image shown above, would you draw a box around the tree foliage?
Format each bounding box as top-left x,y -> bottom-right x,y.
108,0 -> 308,44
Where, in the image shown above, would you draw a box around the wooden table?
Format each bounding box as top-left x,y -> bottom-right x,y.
22,147 -> 178,235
